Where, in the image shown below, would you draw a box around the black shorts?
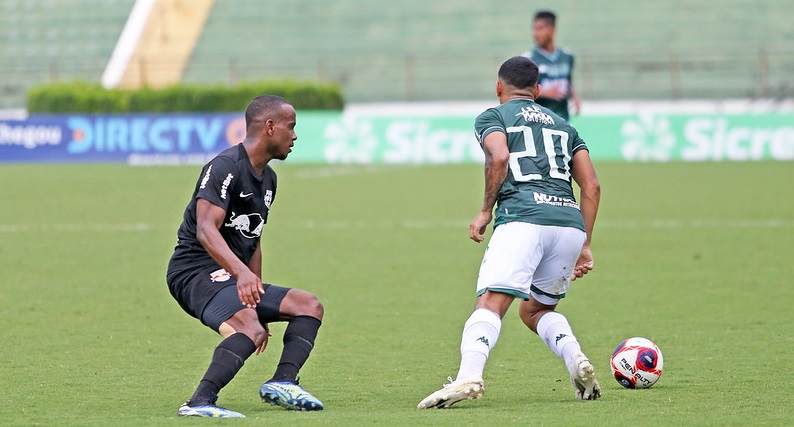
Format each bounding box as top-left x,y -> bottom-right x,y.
168,265 -> 290,332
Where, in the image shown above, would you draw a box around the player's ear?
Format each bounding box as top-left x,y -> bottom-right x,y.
264,118 -> 276,136
496,80 -> 503,97
533,84 -> 540,100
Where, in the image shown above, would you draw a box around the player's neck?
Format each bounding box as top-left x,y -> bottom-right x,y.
505,91 -> 536,102
242,139 -> 272,176
538,41 -> 555,53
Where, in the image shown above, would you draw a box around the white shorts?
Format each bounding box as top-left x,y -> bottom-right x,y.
476,222 -> 586,305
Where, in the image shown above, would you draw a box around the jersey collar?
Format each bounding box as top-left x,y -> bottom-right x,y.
535,47 -> 560,61
237,144 -> 265,182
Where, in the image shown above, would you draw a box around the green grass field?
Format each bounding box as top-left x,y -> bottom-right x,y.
0,161 -> 792,426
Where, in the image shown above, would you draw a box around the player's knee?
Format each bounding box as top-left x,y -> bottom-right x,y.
282,289 -> 324,320
302,293 -> 324,320
226,309 -> 267,345
248,323 -> 268,346
520,312 -> 540,332
238,321 -> 267,346
519,307 -> 547,333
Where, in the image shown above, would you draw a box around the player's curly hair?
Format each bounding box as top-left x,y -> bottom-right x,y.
498,56 -> 539,90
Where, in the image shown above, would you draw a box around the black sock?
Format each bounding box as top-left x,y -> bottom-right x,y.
269,316 -> 322,383
189,332 -> 256,406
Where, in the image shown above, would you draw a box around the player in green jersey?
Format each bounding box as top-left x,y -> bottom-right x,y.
522,11 -> 580,120
418,56 -> 601,409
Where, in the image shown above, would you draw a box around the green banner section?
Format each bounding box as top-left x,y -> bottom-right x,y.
5,109 -> 789,164
290,112 -> 482,164
290,110 -> 794,164
575,113 -> 794,162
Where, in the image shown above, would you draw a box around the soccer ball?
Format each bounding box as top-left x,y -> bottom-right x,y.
610,337 -> 663,389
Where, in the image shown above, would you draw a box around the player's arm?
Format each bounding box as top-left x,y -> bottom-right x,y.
570,149 -> 601,280
248,240 -> 262,280
196,198 -> 264,308
470,131 -> 509,243
537,82 -> 565,101
246,239 -> 271,353
569,84 -> 581,116
569,55 -> 581,115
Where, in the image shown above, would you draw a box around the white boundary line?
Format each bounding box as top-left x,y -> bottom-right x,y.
281,219 -> 793,229
293,164 -> 423,179
0,223 -> 151,233
1,219 -> 789,233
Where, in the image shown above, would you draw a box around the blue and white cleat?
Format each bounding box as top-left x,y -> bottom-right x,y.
259,381 -> 324,411
177,401 -> 246,418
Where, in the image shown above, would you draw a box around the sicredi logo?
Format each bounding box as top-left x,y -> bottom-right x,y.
323,117 -> 484,164
620,115 -> 794,162
323,117 -> 379,163
620,114 -> 676,162
681,118 -> 794,161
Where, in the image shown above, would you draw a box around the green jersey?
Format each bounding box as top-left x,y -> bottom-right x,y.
474,98 -> 588,231
522,48 -> 575,120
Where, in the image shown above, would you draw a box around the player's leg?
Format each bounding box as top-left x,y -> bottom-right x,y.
179,285 -> 267,418
417,291 -> 512,409
519,298 -> 599,400
267,288 -> 324,383
456,291 -> 513,381
257,286 -> 325,411
461,222 -> 543,383
418,222 -> 539,409
518,226 -> 600,400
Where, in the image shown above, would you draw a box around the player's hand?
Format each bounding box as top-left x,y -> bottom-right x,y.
543,82 -> 566,101
236,269 -> 265,308
571,94 -> 582,116
255,322 -> 272,355
469,210 -> 493,243
572,246 -> 594,281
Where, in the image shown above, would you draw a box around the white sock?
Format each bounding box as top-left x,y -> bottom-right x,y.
455,308 -> 501,381
536,311 -> 581,372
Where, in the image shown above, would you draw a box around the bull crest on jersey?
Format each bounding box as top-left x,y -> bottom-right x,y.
224,211 -> 264,239
264,190 -> 273,209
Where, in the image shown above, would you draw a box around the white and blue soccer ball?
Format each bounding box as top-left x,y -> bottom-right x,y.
610,337 -> 663,389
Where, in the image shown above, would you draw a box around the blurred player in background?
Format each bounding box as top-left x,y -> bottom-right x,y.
418,56 -> 601,409
522,10 -> 580,120
168,95 -> 325,417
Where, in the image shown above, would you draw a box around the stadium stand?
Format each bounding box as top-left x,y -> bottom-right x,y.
0,0 -> 135,109
110,0 -> 213,89
1,0 -> 792,107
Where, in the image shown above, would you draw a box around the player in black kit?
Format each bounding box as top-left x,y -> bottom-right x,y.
168,95 -> 324,417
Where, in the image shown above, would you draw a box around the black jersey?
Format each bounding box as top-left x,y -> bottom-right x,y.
167,144 -> 277,280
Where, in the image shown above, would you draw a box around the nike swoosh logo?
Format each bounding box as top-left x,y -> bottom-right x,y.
240,192 -> 253,198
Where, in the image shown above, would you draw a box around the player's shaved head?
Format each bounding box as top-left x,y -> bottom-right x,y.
242,94 -> 297,163
534,10 -> 556,27
498,56 -> 539,90
245,95 -> 291,131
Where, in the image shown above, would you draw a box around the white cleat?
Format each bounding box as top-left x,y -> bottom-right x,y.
569,352 -> 601,400
417,376 -> 485,409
